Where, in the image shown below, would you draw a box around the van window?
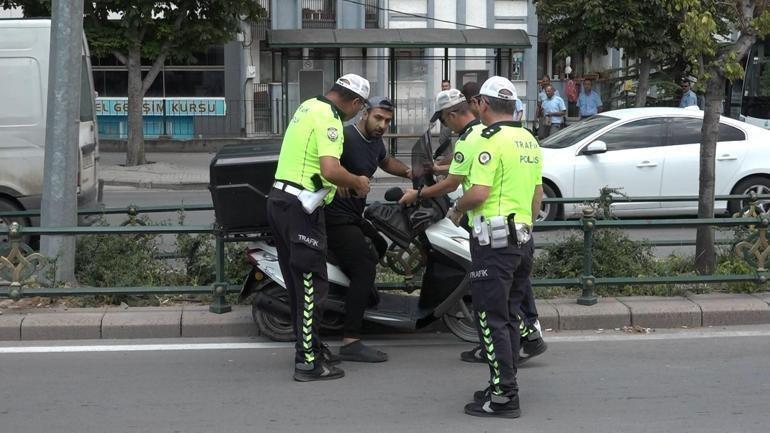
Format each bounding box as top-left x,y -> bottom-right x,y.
80,55 -> 95,122
0,57 -> 43,126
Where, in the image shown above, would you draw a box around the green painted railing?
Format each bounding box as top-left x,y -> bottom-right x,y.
2,191 -> 769,309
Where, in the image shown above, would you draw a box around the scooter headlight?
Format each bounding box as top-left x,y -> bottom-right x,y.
451,236 -> 470,250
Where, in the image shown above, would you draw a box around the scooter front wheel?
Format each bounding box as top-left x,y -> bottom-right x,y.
442,296 -> 480,343
253,283 -> 295,342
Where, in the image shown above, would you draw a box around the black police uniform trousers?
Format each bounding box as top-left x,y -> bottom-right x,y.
469,237 -> 535,397
461,216 -> 538,334
266,188 -> 329,365
325,222 -> 379,339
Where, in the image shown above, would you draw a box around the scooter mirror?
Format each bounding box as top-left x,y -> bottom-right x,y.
384,187 -> 404,202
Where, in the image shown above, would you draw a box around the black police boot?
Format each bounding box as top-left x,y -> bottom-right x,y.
293,358 -> 345,382
465,389 -> 521,419
519,336 -> 547,364
473,389 -> 486,403
321,343 -> 341,365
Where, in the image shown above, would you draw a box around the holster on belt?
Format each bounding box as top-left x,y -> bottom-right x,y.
507,213 -> 532,246
298,189 -> 329,214
298,174 -> 329,214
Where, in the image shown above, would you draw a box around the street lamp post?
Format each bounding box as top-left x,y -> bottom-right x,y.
40,0 -> 85,283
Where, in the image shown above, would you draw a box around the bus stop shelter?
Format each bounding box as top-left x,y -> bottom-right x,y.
265,28 -> 532,141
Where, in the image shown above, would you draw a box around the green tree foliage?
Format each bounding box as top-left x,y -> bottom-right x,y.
0,0 -> 49,16
2,1 -> 265,166
673,0 -> 770,275
535,0 -> 681,106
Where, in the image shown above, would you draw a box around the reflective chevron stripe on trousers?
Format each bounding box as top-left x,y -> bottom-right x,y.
468,238 -> 534,397
302,272 -> 315,363
266,189 -> 329,364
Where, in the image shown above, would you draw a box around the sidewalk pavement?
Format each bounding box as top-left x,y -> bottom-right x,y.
99,152 -> 409,191
1,293 -> 768,341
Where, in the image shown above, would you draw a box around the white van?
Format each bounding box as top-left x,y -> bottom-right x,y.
0,18 -> 99,240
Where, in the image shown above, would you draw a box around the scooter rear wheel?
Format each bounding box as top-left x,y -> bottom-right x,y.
253,283 -> 295,342
443,296 -> 480,343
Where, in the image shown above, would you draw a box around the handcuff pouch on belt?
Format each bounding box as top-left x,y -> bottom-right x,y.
472,215 -> 509,248
472,214 -> 531,248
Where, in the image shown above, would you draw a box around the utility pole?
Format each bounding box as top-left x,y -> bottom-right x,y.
40,0 -> 85,283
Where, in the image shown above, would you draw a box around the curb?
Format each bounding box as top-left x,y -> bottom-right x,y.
1,293 -> 768,342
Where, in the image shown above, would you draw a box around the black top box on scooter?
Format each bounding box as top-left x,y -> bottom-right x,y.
209,143 -> 281,234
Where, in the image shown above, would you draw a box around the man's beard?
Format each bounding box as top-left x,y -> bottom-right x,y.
366,124 -> 384,139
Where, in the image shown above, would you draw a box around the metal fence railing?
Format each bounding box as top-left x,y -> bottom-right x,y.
2,193 -> 769,309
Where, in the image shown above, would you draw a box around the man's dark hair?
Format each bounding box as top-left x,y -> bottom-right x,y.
583,78 -> 592,85
330,83 -> 362,102
481,96 -> 515,115
441,79 -> 451,85
461,81 -> 480,102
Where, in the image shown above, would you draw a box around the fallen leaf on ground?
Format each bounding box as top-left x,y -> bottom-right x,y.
621,325 -> 653,334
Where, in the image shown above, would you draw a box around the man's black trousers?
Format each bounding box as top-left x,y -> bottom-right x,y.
266,188 -> 329,365
325,222 -> 379,339
469,238 -> 535,397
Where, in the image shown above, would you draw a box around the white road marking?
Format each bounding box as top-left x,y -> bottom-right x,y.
1,328 -> 769,354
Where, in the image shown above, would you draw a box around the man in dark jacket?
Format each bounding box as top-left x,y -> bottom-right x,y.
325,96 -> 412,362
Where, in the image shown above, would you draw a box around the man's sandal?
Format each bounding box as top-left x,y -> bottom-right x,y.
460,345 -> 486,363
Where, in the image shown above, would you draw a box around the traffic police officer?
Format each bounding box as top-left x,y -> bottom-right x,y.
447,76 -> 543,418
399,88 -> 481,205
401,89 -> 547,366
267,74 -> 371,382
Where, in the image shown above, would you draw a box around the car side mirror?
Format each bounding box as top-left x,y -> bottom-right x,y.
584,140 -> 607,155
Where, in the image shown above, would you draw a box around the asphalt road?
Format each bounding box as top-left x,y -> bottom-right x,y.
1,326 -> 769,433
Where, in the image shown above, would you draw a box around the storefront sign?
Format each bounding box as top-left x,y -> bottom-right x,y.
96,97 -> 227,116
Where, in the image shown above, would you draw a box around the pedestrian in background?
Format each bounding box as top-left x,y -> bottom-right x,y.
513,97 -> 524,122
565,73 -> 579,117
539,85 -> 566,138
577,78 -> 603,119
536,74 -> 560,139
679,78 -> 698,108
435,79 -> 455,164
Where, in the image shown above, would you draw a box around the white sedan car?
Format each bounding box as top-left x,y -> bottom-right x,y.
538,107 -> 770,220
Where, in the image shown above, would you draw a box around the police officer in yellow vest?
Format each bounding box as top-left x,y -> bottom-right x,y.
267,74 -> 371,382
398,88 -> 482,205
447,76 -> 543,418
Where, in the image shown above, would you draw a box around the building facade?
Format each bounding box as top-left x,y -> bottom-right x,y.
263,0 -> 539,134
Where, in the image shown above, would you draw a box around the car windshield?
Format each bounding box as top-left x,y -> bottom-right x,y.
540,115 -> 617,149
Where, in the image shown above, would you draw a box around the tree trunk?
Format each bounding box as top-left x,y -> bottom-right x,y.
126,46 -> 146,166
635,55 -> 652,108
695,73 -> 725,275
